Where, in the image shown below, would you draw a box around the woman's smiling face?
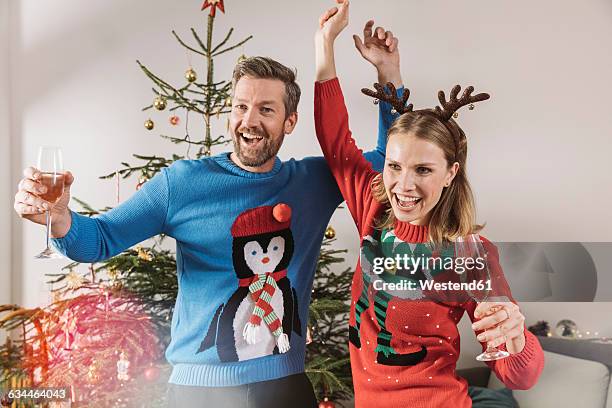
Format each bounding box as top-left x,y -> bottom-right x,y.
383,132 -> 459,226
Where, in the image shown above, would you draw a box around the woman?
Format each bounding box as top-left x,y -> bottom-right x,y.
314,2 -> 544,407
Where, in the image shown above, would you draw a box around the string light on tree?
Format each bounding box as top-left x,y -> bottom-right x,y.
107,267 -> 120,282
65,270 -> 85,290
137,245 -> 153,261
60,309 -> 77,350
87,360 -> 101,385
116,351 -> 130,382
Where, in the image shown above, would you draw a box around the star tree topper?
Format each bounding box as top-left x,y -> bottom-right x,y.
201,0 -> 225,17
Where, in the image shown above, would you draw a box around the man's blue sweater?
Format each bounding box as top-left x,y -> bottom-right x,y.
52,95 -> 399,386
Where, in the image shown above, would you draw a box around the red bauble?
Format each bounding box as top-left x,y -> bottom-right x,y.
272,203 -> 292,223
144,365 -> 161,382
136,177 -> 148,191
169,115 -> 180,126
1,395 -> 13,407
319,397 -> 336,408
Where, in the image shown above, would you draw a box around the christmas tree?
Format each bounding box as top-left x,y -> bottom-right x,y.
0,1 -> 353,406
306,231 -> 354,404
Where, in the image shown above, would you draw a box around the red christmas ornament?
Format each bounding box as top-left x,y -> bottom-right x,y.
1,395 -> 13,407
272,203 -> 292,223
201,0 -> 224,17
144,365 -> 161,382
318,397 -> 336,408
169,115 -> 180,126
136,177 -> 148,191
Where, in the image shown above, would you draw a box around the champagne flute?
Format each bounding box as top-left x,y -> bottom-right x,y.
455,234 -> 510,361
34,146 -> 65,259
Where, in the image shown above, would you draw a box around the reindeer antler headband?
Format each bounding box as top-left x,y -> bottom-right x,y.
362,83 -> 490,159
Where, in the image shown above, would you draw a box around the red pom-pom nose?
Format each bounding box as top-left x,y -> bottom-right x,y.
272,203 -> 292,223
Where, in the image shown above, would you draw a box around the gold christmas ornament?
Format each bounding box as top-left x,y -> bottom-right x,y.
452,112 -> 459,119
144,119 -> 154,130
185,68 -> 197,83
468,103 -> 475,110
65,270 -> 85,290
237,54 -> 248,63
153,97 -> 167,111
136,246 -> 152,261
324,226 -> 336,239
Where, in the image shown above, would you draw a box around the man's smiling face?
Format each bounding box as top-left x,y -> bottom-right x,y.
229,76 -> 297,172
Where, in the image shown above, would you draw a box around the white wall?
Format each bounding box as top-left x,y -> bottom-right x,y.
1,0 -> 13,328
6,0 -> 612,364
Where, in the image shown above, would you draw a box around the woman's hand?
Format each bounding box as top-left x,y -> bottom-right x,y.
315,0 -> 350,82
471,301 -> 527,355
316,0 -> 349,44
353,20 -> 402,87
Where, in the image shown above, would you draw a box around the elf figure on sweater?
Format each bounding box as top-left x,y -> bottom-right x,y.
351,228 -> 455,365
314,2 -> 544,406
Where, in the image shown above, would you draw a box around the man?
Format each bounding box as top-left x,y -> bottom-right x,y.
14,14 -> 404,408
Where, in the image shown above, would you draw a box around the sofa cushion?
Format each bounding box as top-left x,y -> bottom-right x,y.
607,374 -> 612,408
468,386 -> 517,407
488,351 -> 610,408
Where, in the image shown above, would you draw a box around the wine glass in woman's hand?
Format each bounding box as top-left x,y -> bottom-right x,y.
455,234 -> 510,361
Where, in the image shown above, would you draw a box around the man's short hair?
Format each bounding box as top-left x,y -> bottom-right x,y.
232,56 -> 301,117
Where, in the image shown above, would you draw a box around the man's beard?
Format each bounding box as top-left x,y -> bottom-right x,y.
232,128 -> 284,168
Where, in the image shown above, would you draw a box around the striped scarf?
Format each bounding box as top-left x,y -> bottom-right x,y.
239,270 -> 287,338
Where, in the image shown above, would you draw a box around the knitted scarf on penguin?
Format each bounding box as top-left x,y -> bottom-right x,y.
231,203 -> 293,351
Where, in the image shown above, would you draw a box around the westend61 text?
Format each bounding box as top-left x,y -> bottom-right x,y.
372,279 -> 492,292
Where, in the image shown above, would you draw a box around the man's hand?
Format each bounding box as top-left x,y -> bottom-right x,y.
353,20 -> 402,87
14,167 -> 74,238
315,0 -> 350,82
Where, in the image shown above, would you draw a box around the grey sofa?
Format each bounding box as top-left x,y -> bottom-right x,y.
458,336 -> 612,408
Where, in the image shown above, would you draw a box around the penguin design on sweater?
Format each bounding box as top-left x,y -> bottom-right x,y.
197,203 -> 302,362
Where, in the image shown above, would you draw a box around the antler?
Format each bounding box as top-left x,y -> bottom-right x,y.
434,85 -> 490,121
361,82 -> 413,114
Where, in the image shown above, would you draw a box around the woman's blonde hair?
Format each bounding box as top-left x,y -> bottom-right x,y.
371,111 -> 483,245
